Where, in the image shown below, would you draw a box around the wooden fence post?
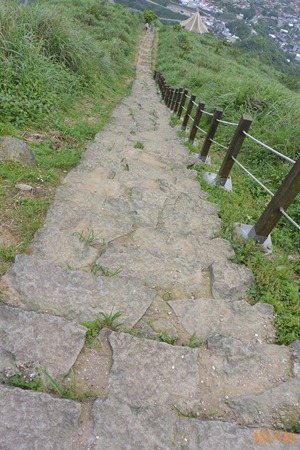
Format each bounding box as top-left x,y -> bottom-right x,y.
165,86 -> 172,106
181,94 -> 196,131
217,114 -> 252,184
173,88 -> 183,114
164,86 -> 170,105
177,89 -> 188,119
199,108 -> 223,161
171,88 -> 179,111
189,101 -> 206,144
167,88 -> 175,108
248,156 -> 300,243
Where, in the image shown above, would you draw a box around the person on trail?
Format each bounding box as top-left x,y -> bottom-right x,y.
145,22 -> 149,32
150,23 -> 154,32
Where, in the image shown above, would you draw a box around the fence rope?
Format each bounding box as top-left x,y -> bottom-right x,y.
210,138 -> 227,149
243,132 -> 296,164
231,156 -> 274,196
186,95 -> 191,99
279,208 -> 300,231
188,114 -> 194,121
201,109 -> 214,116
195,125 -> 207,135
192,100 -> 198,107
217,119 -> 238,127
182,106 -> 187,112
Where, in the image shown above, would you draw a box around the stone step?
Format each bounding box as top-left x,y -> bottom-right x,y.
91,397 -> 299,449
102,331 -> 294,425
169,298 -> 275,343
0,305 -> 86,381
0,386 -> 81,449
227,378 -> 300,429
0,255 -> 155,326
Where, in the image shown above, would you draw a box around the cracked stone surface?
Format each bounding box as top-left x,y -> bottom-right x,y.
0,254 -> 155,326
108,332 -> 200,411
0,386 -> 81,450
0,305 -> 86,380
169,298 -> 275,342
92,397 -> 177,450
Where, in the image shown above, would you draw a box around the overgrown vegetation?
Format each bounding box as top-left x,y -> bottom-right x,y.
0,0 -> 141,275
157,26 -> 299,345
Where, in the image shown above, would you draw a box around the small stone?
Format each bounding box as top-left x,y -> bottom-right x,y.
15,183 -> 33,191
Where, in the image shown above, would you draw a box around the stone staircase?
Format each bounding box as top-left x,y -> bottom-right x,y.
0,32 -> 299,449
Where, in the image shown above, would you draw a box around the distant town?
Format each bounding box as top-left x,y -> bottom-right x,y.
178,0 -> 300,61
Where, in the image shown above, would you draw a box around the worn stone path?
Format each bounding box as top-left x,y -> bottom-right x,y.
0,32 -> 299,449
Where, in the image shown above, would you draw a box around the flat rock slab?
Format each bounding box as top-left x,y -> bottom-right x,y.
227,379 -> 300,428
92,397 -> 177,450
203,335 -> 291,398
108,332 -> 200,411
31,228 -> 99,270
175,419 -> 299,450
0,305 -> 86,380
0,255 -> 155,326
158,193 -> 221,238
210,261 -> 254,301
169,298 -> 275,342
97,241 -> 202,290
0,386 -> 81,450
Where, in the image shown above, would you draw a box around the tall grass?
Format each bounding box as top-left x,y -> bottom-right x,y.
0,0 -> 141,128
0,0 -> 142,275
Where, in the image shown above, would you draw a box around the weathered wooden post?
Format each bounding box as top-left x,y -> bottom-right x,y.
181,94 -> 196,131
189,101 -> 206,144
248,156 -> 300,243
177,89 -> 188,119
167,88 -> 175,108
199,108 -> 223,161
171,88 -> 179,111
173,87 -> 183,114
217,114 -> 252,184
164,86 -> 170,105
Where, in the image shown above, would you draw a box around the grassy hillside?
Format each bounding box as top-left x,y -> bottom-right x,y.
113,0 -> 187,21
0,0 -> 141,274
156,26 -> 299,344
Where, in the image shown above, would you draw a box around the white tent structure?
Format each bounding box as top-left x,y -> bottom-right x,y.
180,11 -> 208,34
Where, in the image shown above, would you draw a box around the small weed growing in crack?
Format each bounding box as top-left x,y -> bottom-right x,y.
181,333 -> 203,348
92,265 -> 123,277
287,420 -> 300,434
134,141 -> 144,149
40,368 -> 80,401
5,372 -> 43,392
73,229 -> 104,245
159,331 -> 177,345
83,310 -> 124,345
172,405 -> 198,418
124,329 -> 146,337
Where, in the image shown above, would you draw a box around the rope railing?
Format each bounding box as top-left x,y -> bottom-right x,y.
196,125 -> 207,135
243,131 -> 296,164
217,119 -> 239,127
201,110 -> 214,116
154,70 -> 300,244
210,138 -> 227,150
231,156 -> 274,196
280,208 -> 300,231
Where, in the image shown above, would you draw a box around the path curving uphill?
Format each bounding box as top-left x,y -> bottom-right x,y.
0,32 -> 299,449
